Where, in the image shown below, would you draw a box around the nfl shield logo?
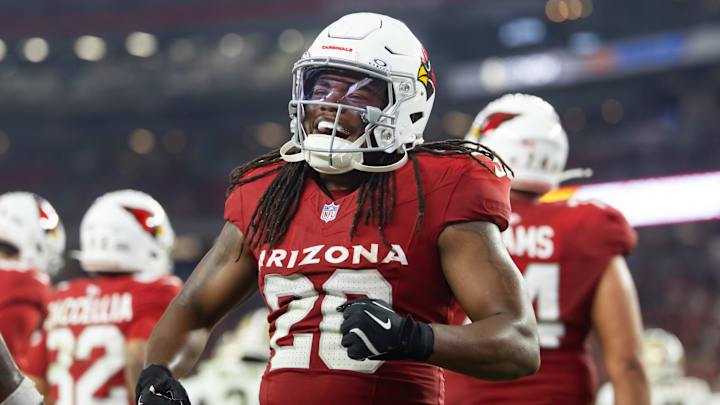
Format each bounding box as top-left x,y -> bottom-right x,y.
320,202 -> 340,223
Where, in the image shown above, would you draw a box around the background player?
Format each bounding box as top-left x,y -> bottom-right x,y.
0,192 -> 65,365
24,189 -> 182,405
445,93 -> 650,404
136,12 -> 540,405
181,308 -> 269,405
596,328 -> 711,405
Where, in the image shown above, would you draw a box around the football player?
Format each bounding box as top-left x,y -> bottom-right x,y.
0,192 -> 64,365
136,12 -> 540,405
24,190 -> 182,405
181,308 -> 269,405
444,93 -> 650,405
596,328 -> 711,405
0,335 -> 44,405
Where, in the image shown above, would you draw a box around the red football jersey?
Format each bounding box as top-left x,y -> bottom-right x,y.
445,197 -> 637,405
224,153 -> 511,405
23,274 -> 182,405
0,261 -> 50,365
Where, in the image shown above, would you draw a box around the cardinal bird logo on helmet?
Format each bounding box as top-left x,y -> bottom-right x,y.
123,206 -> 162,238
417,48 -> 435,100
470,112 -> 520,139
35,195 -> 61,239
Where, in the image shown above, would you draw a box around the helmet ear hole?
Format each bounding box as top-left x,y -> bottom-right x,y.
410,112 -> 423,123
0,242 -> 19,256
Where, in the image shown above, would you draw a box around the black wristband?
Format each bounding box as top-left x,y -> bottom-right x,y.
399,314 -> 435,361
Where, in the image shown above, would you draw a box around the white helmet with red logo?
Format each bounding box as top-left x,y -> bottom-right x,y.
281,12 -> 436,174
76,189 -> 175,276
0,192 -> 65,274
465,93 -> 591,193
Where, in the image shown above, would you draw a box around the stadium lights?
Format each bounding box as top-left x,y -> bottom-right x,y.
255,122 -> 285,148
442,111 -> 473,138
128,129 -> 155,154
23,37 -> 49,62
219,33 -> 245,58
75,35 -> 106,62
278,29 -> 304,54
126,32 -> 157,58
540,171 -> 720,227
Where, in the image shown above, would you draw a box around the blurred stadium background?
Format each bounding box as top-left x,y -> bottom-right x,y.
2,0 -> 719,388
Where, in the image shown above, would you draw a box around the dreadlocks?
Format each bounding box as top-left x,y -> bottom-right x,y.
227,139 -> 512,251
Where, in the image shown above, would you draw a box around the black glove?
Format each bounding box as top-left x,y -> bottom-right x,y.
337,298 -> 434,361
136,365 -> 191,405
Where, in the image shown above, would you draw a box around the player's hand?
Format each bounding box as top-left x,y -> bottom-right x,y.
136,365 -> 191,405
337,298 -> 434,362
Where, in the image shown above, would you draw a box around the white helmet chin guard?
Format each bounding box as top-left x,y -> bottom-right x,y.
0,192 -> 65,275
75,189 -> 175,277
465,93 -> 591,194
281,12 -> 436,174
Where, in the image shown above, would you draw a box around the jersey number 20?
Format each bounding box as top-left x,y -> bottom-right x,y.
264,269 -> 391,374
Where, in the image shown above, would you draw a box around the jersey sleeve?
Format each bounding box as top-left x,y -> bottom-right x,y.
20,330 -> 47,377
127,276 -> 182,340
0,304 -> 44,361
0,271 -> 49,361
573,202 -> 637,259
442,156 -> 512,231
224,186 -> 246,232
0,270 -> 50,310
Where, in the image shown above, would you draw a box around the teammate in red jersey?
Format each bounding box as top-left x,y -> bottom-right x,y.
0,192 -> 64,366
136,12 -> 540,405
444,93 -> 650,405
24,190 -> 182,405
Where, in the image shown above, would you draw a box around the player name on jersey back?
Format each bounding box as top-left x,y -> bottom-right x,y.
503,225 -> 555,259
45,291 -> 133,328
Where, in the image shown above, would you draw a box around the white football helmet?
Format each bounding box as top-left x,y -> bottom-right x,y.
214,307 -> 270,363
643,328 -> 685,384
281,12 -> 436,174
0,192 -> 65,274
75,189 -> 175,276
465,93 -> 591,193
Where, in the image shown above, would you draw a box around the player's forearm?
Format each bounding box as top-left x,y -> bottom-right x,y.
428,312 -> 539,380
144,300 -> 211,378
609,357 -> 650,405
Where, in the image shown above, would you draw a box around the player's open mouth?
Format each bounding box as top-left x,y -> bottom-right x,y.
315,119 -> 352,138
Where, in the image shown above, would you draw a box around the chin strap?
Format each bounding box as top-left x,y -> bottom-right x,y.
279,140 -> 409,174
350,148 -> 408,173
279,141 -> 305,163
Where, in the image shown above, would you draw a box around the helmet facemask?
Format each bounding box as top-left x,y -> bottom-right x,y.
282,59 -> 420,174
